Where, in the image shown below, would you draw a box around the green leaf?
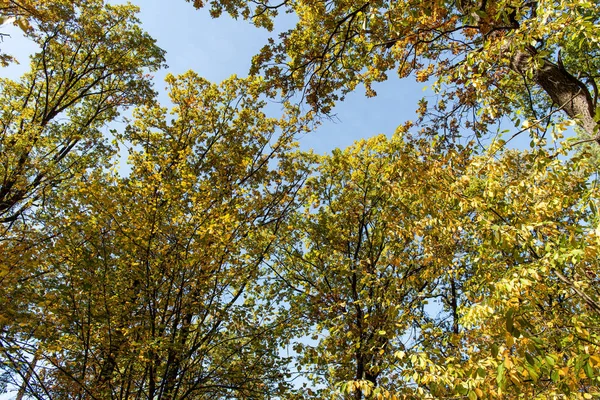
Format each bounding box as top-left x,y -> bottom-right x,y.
491,344 -> 499,358
525,364 -> 539,382
505,309 -> 514,333
497,363 -> 506,389
584,362 -> 595,379
525,352 -> 535,366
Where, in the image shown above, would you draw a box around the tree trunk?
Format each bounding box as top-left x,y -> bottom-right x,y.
450,278 -> 459,335
511,47 -> 598,140
16,351 -> 40,400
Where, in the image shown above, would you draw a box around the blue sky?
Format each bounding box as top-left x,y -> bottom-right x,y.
131,0 -> 427,154
0,0 -> 427,155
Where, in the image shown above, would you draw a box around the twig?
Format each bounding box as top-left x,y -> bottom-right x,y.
553,269 -> 600,314
566,136 -> 600,147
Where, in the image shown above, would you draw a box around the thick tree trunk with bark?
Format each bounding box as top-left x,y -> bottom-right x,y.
511,47 -> 598,140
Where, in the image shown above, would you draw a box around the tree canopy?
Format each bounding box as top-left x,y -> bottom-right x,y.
190,0 -> 600,141
1,0 -> 600,399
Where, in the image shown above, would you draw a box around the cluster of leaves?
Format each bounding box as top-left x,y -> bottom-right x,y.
0,0 -> 165,224
190,0 -> 600,140
2,70 -> 312,398
1,0 -> 600,399
261,133 -> 600,399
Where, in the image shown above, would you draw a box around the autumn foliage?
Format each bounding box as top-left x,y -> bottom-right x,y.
1,0 -> 600,399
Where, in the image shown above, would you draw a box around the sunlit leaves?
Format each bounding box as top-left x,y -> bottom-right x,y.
257,134 -> 600,399
263,133 -> 474,398
191,0 -> 600,140
0,2 -> 166,395
0,0 -> 165,224
448,146 -> 600,398
2,1 -> 600,398
0,61 -> 313,397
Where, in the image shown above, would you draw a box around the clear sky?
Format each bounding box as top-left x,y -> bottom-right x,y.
132,0 -> 552,153
131,0 -> 428,154
0,0 -> 427,155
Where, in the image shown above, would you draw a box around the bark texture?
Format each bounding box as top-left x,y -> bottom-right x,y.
511,47 -> 598,139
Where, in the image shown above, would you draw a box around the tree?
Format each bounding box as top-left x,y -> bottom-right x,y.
257,132 -> 600,399
0,71 -> 312,399
262,132 -> 476,399
444,145 -> 600,398
0,3 -> 165,389
0,0 -> 165,393
0,0 -> 163,223
2,1 -> 599,399
0,0 -> 165,224
188,0 -> 600,141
